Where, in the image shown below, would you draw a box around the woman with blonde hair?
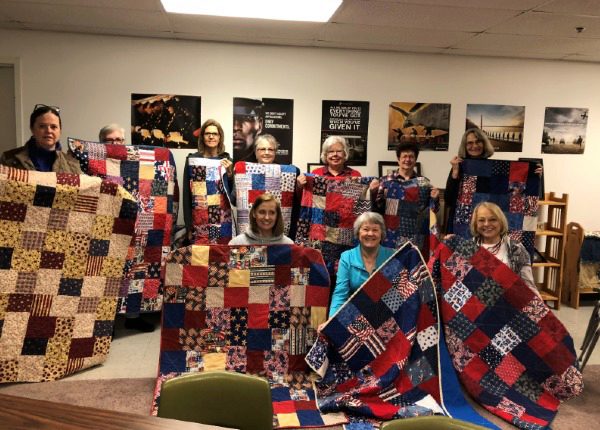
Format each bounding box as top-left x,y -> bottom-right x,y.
470,202 -> 540,297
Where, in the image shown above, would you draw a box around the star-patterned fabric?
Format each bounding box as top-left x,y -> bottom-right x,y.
68,138 -> 178,315
0,166 -> 136,382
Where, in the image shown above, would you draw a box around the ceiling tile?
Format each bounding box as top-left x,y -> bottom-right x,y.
379,0 -> 545,11
321,22 -> 475,47
455,32 -> 600,54
334,0 -> 520,32
535,0 -> 600,16
488,10 -> 600,38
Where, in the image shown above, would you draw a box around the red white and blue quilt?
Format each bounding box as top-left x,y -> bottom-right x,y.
68,138 -> 178,315
452,159 -> 539,257
306,242 -> 444,421
186,157 -> 235,244
295,175 -> 374,277
153,244 -> 347,428
376,175 -> 434,254
234,162 -> 298,236
429,235 -> 583,429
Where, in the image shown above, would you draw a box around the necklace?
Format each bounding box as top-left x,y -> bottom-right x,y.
478,238 -> 503,255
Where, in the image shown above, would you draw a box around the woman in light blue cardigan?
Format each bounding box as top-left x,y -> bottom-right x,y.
328,212 -> 396,317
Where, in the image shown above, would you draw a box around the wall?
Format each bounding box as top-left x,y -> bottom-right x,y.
0,29 -> 597,229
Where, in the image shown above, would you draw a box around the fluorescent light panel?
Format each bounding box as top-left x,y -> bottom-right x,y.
161,0 -> 342,23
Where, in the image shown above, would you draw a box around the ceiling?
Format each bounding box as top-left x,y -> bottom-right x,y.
1,0 -> 600,63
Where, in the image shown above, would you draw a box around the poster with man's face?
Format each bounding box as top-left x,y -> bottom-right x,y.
232,97 -> 294,164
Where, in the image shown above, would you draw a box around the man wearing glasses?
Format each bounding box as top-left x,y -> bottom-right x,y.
0,104 -> 81,174
233,97 -> 264,162
99,124 -> 126,144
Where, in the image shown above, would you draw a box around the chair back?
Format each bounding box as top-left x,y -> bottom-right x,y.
382,416 -> 489,430
157,371 -> 273,430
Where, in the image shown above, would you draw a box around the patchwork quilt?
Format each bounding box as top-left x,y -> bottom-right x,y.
429,235 -> 583,429
295,175 -> 374,277
452,159 -> 539,257
234,162 -> 298,236
186,157 -> 235,244
153,244 -> 347,428
68,138 -> 178,315
306,241 -> 444,421
0,166 -> 136,382
376,175 -> 433,253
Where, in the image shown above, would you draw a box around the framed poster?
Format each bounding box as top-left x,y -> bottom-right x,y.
466,104 -> 525,152
321,100 -> 369,166
388,102 -> 450,151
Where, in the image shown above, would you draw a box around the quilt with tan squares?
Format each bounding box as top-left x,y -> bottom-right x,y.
0,166 -> 136,382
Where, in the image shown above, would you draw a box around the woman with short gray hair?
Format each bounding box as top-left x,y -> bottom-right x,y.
328,211 -> 395,317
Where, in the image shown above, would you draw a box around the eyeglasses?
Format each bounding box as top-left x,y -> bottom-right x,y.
34,104 -> 61,115
256,147 -> 275,153
327,150 -> 344,155
104,138 -> 125,143
204,132 -> 220,137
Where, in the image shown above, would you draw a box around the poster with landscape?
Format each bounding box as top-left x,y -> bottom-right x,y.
541,107 -> 588,154
465,104 -> 525,152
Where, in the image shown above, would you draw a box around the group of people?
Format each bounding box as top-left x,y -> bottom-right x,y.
0,105 -> 542,330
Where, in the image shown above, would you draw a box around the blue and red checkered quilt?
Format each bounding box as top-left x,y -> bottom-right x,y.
452,159 -> 539,257
429,235 -> 583,429
295,175 -> 374,278
153,244 -> 347,428
68,138 -> 178,315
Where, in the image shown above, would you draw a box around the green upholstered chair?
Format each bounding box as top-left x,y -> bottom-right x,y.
157,371 -> 273,430
382,416 -> 489,430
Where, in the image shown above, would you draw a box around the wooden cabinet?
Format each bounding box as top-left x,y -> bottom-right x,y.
533,192 -> 568,310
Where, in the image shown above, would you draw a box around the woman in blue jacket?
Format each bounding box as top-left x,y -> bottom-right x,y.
328,212 -> 396,317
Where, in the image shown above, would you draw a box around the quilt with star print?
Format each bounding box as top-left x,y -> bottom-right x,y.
428,235 -> 583,430
451,159 -> 539,257
0,166 -> 136,383
234,162 -> 298,236
186,157 -> 235,244
295,175 -> 374,277
305,241 -> 445,422
376,175 -> 435,255
68,138 -> 178,315
153,244 -> 347,428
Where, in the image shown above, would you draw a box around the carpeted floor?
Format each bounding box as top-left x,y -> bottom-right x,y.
0,367 -> 598,429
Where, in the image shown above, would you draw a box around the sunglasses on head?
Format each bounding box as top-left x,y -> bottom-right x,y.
34,104 -> 61,115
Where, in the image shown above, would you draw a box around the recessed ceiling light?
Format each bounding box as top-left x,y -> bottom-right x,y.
161,0 -> 343,23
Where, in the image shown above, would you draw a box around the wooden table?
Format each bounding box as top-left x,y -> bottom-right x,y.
0,393 -> 233,430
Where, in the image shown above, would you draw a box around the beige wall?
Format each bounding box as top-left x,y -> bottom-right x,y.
0,29 -> 598,229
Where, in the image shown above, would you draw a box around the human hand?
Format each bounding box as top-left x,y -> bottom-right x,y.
450,156 -> 462,178
369,178 -> 380,190
430,187 -> 440,199
535,164 -> 543,176
221,159 -> 233,177
296,173 -> 307,187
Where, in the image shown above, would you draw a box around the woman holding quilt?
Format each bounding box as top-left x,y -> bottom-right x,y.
470,202 -> 541,298
328,212 -> 395,317
183,119 -> 233,237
